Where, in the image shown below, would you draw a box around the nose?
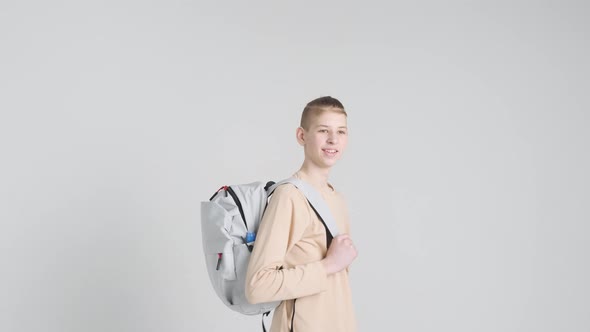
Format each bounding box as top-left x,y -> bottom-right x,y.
327,132 -> 338,144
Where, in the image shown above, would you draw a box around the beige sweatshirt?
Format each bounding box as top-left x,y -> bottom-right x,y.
245,173 -> 357,332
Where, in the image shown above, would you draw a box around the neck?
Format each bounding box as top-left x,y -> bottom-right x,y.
296,163 -> 331,188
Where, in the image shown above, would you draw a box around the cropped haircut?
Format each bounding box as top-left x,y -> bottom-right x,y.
300,96 -> 347,130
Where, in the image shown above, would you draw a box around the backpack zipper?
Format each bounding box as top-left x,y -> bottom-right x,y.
225,186 -> 249,231
209,186 -> 229,201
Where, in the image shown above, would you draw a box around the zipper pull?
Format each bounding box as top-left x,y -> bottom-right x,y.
216,253 -> 222,270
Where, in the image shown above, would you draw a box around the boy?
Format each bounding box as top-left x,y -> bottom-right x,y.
245,96 -> 358,332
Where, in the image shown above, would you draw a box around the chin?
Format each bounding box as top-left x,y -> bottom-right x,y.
321,159 -> 339,168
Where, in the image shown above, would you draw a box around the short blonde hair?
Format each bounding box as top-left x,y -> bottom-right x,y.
300,96 -> 347,130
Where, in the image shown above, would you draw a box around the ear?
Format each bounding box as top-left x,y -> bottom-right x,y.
296,127 -> 305,146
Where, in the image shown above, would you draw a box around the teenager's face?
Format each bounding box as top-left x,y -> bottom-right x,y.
299,110 -> 348,170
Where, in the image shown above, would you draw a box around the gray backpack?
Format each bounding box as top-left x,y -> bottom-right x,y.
200,178 -> 339,316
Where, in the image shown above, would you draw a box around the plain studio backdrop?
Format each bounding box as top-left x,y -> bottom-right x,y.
1,1 -> 589,331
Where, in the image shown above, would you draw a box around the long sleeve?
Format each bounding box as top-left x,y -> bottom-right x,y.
245,185 -> 328,304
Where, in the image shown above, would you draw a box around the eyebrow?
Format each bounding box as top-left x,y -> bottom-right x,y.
317,125 -> 348,129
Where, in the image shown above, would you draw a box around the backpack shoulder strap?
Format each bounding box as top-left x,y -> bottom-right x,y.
268,178 -> 340,239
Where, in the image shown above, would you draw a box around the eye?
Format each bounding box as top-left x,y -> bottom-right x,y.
319,129 -> 328,133
338,130 -> 347,135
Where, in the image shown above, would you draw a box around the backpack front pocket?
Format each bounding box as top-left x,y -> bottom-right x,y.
201,201 -> 237,281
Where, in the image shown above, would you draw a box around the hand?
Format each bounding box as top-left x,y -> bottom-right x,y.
321,234 -> 358,275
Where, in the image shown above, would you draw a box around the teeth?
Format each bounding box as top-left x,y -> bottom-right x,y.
324,149 -> 336,153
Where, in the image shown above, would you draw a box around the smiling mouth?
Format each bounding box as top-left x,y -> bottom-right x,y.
322,149 -> 338,155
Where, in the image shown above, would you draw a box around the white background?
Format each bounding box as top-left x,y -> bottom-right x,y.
1,1 -> 589,331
